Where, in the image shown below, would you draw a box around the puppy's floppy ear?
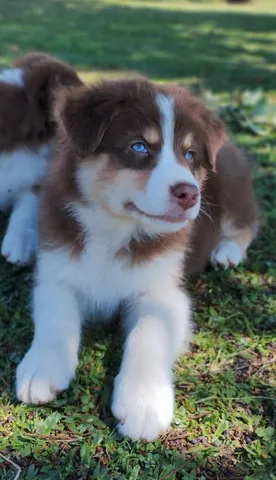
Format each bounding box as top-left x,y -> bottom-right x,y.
0,81 -> 28,150
20,53 -> 82,116
54,84 -> 122,157
201,110 -> 226,172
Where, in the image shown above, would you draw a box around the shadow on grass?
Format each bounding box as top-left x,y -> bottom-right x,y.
0,0 -> 276,90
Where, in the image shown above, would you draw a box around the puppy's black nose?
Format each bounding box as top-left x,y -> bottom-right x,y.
170,183 -> 199,211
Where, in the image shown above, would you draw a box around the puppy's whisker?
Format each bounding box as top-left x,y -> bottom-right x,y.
201,199 -> 220,208
199,207 -> 214,224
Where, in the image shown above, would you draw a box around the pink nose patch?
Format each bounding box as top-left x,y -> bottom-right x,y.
170,183 -> 199,211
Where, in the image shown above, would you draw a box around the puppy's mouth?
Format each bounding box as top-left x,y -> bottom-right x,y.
124,201 -> 189,224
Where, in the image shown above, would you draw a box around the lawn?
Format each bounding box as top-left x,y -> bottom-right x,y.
0,0 -> 275,479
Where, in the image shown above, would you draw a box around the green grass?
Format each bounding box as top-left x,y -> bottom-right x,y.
0,1 -> 275,479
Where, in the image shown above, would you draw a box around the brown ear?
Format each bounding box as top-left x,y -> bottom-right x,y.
21,54 -> 82,121
0,81 -> 31,150
202,111 -> 226,172
54,84 -> 122,157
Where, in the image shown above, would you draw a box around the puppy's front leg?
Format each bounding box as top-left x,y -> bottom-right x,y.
16,282 -> 81,404
112,287 -> 192,441
1,190 -> 39,265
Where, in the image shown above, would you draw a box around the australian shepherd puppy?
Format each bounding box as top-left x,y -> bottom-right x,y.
16,79 -> 259,441
0,53 -> 81,264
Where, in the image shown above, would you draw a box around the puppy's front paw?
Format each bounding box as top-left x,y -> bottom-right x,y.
16,346 -> 77,404
1,227 -> 37,265
112,370 -> 174,441
210,239 -> 243,269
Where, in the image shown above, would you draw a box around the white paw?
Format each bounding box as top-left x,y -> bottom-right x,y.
210,239 -> 243,269
112,370 -> 174,441
16,346 -> 77,404
1,227 -> 37,264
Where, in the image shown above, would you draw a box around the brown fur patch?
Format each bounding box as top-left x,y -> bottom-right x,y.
117,227 -> 191,266
0,52 -> 82,153
39,146 -> 85,255
0,82 -> 38,152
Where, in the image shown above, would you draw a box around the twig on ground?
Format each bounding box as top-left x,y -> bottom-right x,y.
0,453 -> 21,480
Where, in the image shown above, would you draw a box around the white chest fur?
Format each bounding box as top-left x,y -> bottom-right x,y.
38,236 -> 184,320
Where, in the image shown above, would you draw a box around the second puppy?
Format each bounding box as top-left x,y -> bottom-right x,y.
0,53 -> 82,264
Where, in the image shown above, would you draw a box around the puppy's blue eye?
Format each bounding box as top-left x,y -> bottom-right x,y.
132,142 -> 148,154
185,150 -> 194,161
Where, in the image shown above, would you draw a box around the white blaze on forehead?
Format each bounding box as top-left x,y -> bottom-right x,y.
0,68 -> 24,86
156,93 -> 199,187
156,93 -> 198,188
133,92 -> 200,223
157,93 -> 175,152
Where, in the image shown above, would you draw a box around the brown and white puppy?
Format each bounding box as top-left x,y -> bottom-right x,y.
16,79 -> 258,441
0,52 -> 82,264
